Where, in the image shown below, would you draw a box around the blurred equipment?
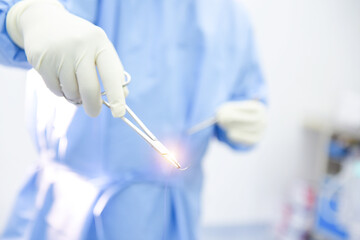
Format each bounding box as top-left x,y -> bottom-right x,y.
275,181 -> 316,240
338,158 -> 360,239
315,176 -> 349,240
303,98 -> 360,239
314,156 -> 360,240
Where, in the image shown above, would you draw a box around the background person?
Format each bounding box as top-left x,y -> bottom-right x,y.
0,0 -> 266,239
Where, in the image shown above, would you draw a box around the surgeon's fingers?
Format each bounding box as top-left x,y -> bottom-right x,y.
228,130 -> 261,145
221,121 -> 266,134
96,42 -> 126,118
76,56 -> 102,117
123,86 -> 129,97
59,62 -> 81,102
217,113 -> 264,128
38,68 -> 63,97
216,101 -> 266,126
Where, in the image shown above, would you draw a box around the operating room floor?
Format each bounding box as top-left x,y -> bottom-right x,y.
200,224 -> 274,240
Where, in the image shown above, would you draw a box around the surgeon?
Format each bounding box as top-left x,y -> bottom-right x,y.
0,0 -> 267,239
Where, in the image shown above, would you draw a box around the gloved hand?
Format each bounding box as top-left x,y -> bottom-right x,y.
216,100 -> 267,145
6,0 -> 127,117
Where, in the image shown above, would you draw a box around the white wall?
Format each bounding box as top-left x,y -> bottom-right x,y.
0,0 -> 360,232
201,0 -> 360,226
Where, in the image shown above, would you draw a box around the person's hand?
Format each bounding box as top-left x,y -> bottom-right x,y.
6,0 -> 127,117
216,100 -> 267,145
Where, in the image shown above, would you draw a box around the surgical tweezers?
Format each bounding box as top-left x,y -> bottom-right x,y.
102,72 -> 183,169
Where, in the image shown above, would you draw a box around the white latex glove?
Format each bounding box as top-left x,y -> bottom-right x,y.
216,100 -> 267,145
6,0 -> 127,117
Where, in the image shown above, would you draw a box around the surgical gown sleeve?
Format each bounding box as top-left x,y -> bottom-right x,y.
215,9 -> 267,151
0,0 -> 30,68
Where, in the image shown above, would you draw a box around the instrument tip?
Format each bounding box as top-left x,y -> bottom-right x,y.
163,153 -> 189,170
178,166 -> 189,171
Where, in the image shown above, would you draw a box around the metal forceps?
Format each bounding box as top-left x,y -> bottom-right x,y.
102,72 -> 184,170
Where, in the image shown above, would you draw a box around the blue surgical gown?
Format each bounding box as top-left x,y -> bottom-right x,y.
0,0 -> 266,239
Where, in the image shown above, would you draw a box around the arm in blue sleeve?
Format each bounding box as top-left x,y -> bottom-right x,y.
0,0 -> 31,68
215,7 -> 268,151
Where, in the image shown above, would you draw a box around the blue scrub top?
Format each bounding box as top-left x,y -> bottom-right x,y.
0,0 -> 266,239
